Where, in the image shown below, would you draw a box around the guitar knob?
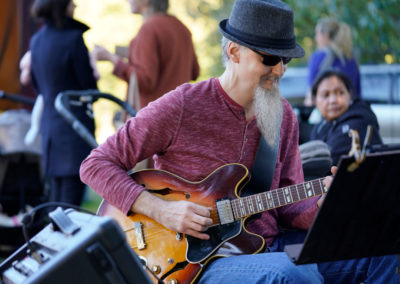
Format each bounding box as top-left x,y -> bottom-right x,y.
168,279 -> 178,284
151,265 -> 161,274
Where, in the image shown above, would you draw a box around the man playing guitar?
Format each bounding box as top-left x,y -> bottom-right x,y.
80,1 -> 400,283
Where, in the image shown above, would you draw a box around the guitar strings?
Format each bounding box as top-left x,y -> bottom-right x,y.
124,178 -> 326,248
230,178 -> 325,217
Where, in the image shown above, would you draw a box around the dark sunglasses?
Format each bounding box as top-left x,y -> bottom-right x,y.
251,49 -> 291,66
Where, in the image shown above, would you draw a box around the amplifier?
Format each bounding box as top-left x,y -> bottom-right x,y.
0,208 -> 152,284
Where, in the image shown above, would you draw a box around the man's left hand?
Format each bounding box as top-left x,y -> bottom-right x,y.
317,166 -> 338,208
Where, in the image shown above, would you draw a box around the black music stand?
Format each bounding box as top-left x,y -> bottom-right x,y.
285,150 -> 400,264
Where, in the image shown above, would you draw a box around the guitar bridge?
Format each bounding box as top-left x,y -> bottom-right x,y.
216,199 -> 235,225
134,222 -> 146,250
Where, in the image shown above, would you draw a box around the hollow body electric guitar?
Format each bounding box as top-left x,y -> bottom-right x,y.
97,163 -> 328,284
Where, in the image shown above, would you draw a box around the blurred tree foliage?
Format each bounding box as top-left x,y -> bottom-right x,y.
285,0 -> 400,65
181,0 -> 400,76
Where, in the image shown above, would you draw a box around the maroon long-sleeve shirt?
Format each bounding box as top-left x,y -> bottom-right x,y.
80,78 -> 318,245
113,14 -> 199,109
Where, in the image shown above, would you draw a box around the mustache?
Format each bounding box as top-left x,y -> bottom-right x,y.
260,75 -> 281,86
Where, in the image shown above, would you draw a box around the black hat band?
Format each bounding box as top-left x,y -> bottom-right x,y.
226,22 -> 296,50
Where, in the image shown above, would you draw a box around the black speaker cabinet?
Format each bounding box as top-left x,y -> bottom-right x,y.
0,208 -> 152,284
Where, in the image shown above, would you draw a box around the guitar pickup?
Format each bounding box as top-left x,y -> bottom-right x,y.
216,199 -> 235,225
134,222 -> 146,250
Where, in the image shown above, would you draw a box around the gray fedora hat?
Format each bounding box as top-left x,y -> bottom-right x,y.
219,0 -> 305,58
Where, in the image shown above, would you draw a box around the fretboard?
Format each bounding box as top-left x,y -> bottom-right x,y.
231,178 -> 328,220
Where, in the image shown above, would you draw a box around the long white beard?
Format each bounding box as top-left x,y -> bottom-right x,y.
254,83 -> 283,147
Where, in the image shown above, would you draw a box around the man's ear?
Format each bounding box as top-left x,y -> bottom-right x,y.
227,41 -> 241,63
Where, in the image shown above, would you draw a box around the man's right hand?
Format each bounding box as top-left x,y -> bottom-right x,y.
92,45 -> 119,64
131,191 -> 213,240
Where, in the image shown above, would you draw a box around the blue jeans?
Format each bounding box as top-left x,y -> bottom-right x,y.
199,230 -> 400,283
199,252 -> 322,284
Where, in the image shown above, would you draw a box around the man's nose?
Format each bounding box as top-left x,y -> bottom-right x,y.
270,61 -> 284,77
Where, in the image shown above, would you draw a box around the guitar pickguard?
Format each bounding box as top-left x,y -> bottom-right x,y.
186,220 -> 242,263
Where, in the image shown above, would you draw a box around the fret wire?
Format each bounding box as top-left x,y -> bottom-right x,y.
299,184 -> 304,199
273,189 -> 282,207
289,186 -> 295,202
255,193 -> 264,212
318,178 -> 323,192
305,181 -> 313,198
236,198 -> 242,218
262,192 -> 269,210
232,199 -> 240,219
246,196 -> 254,215
289,186 -> 295,203
266,190 -> 274,208
231,200 -> 236,218
239,198 -> 246,217
310,180 -> 317,196
238,198 -> 244,217
252,195 -> 257,212
280,188 -> 288,205
243,196 -> 250,215
270,190 -> 277,207
250,195 -> 258,214
243,196 -> 249,215
312,179 -> 319,195
282,189 -> 287,204
294,184 -> 301,201
311,178 -> 321,195
300,183 -> 306,199
310,181 -> 316,196
319,178 -> 325,194
250,195 -> 257,214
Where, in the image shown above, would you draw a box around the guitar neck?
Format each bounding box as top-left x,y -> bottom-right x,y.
231,178 -> 327,219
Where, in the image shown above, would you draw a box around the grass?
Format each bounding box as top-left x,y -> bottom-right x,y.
81,186 -> 103,214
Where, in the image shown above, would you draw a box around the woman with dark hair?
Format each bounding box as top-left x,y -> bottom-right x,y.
310,69 -> 382,165
92,0 -> 199,110
29,0 -> 97,206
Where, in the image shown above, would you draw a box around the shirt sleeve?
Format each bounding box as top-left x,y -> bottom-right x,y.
113,23 -> 161,94
80,89 -> 183,214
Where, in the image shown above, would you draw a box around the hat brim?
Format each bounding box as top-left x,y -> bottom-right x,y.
219,19 -> 305,58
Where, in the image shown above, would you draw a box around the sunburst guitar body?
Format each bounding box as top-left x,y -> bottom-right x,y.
97,163 -> 327,283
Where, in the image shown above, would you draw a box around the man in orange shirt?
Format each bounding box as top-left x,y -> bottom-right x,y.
92,0 -> 199,110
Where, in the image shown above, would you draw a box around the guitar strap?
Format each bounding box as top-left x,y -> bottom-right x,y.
244,134 -> 279,196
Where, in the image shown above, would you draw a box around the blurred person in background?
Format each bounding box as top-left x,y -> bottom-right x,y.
310,69 -> 382,165
29,0 -> 98,206
92,0 -> 200,110
304,18 -> 361,106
